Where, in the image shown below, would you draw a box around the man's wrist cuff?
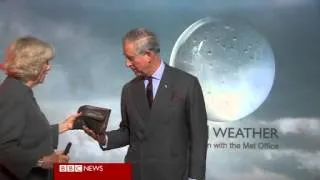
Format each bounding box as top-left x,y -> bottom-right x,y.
99,143 -> 107,149
36,159 -> 44,167
99,134 -> 108,150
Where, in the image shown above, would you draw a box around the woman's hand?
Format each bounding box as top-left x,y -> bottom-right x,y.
59,112 -> 82,133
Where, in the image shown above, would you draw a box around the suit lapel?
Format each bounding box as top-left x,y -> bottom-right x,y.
131,76 -> 151,123
143,65 -> 175,138
129,65 -> 174,140
151,64 -> 173,113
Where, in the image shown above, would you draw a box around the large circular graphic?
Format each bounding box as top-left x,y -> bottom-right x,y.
170,17 -> 275,122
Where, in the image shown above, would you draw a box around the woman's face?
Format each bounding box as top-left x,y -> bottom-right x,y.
35,60 -> 51,84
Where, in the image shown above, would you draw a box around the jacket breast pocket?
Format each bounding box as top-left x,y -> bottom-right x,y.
169,91 -> 186,107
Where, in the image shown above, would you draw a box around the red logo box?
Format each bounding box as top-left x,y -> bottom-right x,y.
54,163 -> 132,180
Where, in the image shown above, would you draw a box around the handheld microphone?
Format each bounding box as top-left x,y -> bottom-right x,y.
63,142 -> 72,155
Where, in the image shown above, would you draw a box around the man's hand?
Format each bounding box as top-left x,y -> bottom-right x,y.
59,112 -> 82,133
38,151 -> 69,169
83,125 -> 107,145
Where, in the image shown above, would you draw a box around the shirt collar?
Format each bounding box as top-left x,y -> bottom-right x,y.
151,60 -> 165,80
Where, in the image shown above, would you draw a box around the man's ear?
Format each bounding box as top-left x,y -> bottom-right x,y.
144,50 -> 154,60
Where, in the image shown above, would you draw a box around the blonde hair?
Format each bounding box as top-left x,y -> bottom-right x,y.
3,36 -> 54,82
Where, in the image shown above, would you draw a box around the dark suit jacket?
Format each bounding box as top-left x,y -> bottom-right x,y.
0,77 -> 59,180
105,65 -> 208,180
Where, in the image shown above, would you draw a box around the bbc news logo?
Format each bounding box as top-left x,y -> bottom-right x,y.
59,164 -> 104,173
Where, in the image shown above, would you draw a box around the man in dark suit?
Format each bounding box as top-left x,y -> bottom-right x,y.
85,28 -> 208,180
0,36 -> 81,180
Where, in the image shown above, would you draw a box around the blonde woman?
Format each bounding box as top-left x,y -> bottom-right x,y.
0,36 -> 81,180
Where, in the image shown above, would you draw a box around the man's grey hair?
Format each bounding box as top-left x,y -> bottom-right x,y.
122,28 -> 160,55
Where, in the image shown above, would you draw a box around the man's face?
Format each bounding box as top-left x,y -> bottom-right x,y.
123,41 -> 150,76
